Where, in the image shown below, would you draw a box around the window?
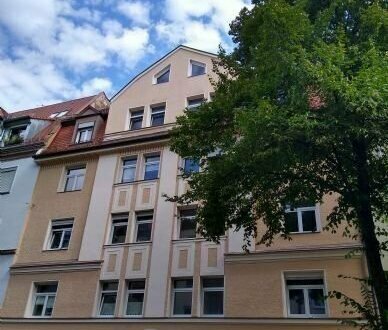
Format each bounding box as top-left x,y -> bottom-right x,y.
179,209 -> 197,239
48,219 -> 73,250
75,122 -> 94,143
183,158 -> 199,174
99,281 -> 118,316
284,204 -> 318,233
135,212 -> 153,242
154,66 -> 170,84
172,278 -> 193,316
144,155 -> 160,180
126,280 -> 145,316
110,214 -> 128,244
32,283 -> 58,317
4,125 -> 27,145
202,278 -> 224,316
187,97 -> 204,110
121,157 -> 137,183
64,166 -> 85,191
0,167 -> 17,194
150,105 -> 165,127
129,109 -> 144,130
285,274 -> 327,317
190,60 -> 206,76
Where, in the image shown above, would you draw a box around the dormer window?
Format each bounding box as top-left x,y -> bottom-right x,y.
4,125 -> 27,145
189,60 -> 206,77
75,121 -> 94,143
154,66 -> 170,84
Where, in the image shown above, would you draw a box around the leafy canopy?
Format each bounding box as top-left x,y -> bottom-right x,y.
169,0 -> 387,248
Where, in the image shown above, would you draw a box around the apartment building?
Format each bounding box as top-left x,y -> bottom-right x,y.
0,94 -> 108,309
1,46 -> 366,330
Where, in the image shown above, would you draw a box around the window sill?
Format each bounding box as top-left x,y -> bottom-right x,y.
58,189 -> 82,194
187,73 -> 207,78
114,178 -> 159,187
287,314 -> 328,318
289,230 -> 321,235
42,248 -> 69,252
103,241 -> 152,248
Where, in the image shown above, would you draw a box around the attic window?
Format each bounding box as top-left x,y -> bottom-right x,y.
153,66 -> 170,84
75,121 -> 94,143
189,60 -> 206,77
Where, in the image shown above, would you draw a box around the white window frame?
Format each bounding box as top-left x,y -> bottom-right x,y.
150,104 -> 166,127
129,109 -> 144,130
285,275 -> 328,318
178,208 -> 197,239
75,122 -> 94,143
134,212 -> 153,243
98,281 -> 118,317
121,157 -> 137,183
31,283 -> 58,318
47,219 -> 74,250
188,60 -> 206,77
125,280 -> 146,317
143,154 -> 160,180
109,214 -> 128,245
0,166 -> 17,194
171,278 -> 193,317
63,166 -> 86,192
284,205 -> 320,233
201,277 -> 224,317
153,65 -> 170,84
186,96 -> 205,110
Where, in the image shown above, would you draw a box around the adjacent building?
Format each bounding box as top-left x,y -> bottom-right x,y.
1,46 -> 366,330
0,94 -> 108,309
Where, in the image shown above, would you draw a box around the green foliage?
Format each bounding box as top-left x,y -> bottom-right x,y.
168,0 -> 388,323
328,276 -> 383,330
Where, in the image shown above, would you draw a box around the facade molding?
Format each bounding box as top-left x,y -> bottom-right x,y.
10,260 -> 102,275
225,244 -> 363,264
0,317 -> 364,325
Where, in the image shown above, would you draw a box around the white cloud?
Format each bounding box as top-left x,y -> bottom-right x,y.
80,77 -> 113,96
117,1 -> 151,26
156,0 -> 251,51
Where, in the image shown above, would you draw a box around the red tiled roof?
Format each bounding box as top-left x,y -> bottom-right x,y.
8,95 -> 97,120
43,117 -> 107,154
0,107 -> 8,119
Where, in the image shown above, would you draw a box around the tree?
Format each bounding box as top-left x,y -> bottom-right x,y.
168,0 -> 388,326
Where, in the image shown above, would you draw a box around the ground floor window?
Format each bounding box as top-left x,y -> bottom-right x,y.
172,278 -> 193,316
32,283 -> 58,317
126,280 -> 145,316
202,277 -> 224,316
99,281 -> 118,316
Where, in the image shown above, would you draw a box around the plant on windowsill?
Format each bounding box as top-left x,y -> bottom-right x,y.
3,135 -> 24,146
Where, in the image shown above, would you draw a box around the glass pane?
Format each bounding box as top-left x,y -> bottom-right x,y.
174,279 -> 193,289
36,284 -> 58,293
126,292 -> 144,315
122,167 -> 135,183
123,158 -> 137,166
180,217 -> 196,239
191,63 -> 205,76
74,175 -> 84,190
64,176 -> 75,191
188,98 -> 204,108
173,291 -> 192,315
50,231 -> 62,249
111,224 -> 127,244
130,117 -> 143,130
183,158 -> 199,174
286,279 -> 323,286
151,113 -> 165,126
203,291 -> 223,315
102,282 -> 118,291
285,212 -> 299,232
61,230 -> 72,248
288,289 -> 305,314
156,70 -> 169,84
144,162 -> 159,180
44,296 -> 55,316
301,210 -> 317,232
203,278 -> 224,288
308,289 -> 326,314
100,293 -> 117,315
69,168 -> 85,176
136,222 -> 152,242
32,295 -> 45,316
128,281 -> 145,290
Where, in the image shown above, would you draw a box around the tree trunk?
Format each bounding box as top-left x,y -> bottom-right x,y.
352,138 -> 388,325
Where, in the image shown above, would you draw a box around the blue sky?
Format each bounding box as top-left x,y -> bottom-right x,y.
0,0 -> 251,112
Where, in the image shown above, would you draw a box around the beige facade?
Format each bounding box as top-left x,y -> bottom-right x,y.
0,46 -> 366,329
